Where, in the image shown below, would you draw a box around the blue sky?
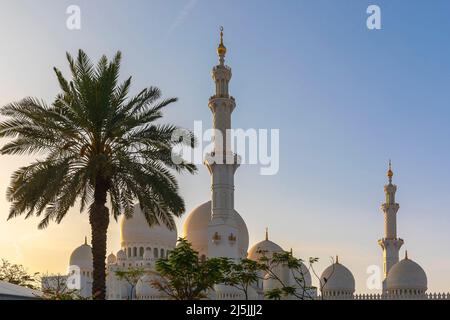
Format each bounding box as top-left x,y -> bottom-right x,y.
0,0 -> 449,293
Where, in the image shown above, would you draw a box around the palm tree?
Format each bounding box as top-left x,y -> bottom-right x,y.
0,50 -> 197,299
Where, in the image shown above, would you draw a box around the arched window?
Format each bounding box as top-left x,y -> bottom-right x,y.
127,247 -> 131,257
139,247 -> 144,257
160,248 -> 165,258
133,247 -> 137,257
153,248 -> 159,258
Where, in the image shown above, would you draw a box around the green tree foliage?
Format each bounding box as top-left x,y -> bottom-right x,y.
115,267 -> 146,300
221,258 -> 260,300
40,273 -> 87,300
258,250 -> 318,300
152,238 -> 225,300
0,50 -> 197,299
0,259 -> 39,289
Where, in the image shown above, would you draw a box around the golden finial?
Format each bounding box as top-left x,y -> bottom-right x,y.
387,159 -> 393,182
217,26 -> 227,56
84,236 -> 87,245
265,227 -> 269,241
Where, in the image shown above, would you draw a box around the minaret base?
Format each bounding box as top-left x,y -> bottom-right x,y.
378,237 -> 404,283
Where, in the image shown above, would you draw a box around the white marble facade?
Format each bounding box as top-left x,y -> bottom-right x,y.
64,30 -> 447,300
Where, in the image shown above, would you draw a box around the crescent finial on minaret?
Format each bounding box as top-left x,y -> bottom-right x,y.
217,26 -> 227,57
387,159 -> 394,183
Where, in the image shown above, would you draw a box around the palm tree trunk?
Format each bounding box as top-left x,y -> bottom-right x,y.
89,179 -> 109,300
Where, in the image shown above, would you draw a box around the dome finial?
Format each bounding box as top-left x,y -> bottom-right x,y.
335,255 -> 339,264
217,26 -> 227,57
387,159 -> 393,183
265,227 -> 269,241
84,236 -> 87,245
405,250 -> 408,260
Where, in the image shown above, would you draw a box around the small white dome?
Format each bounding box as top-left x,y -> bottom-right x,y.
320,259 -> 355,294
386,255 -> 427,292
248,240 -> 284,261
69,241 -> 93,270
116,249 -> 127,261
135,273 -> 165,300
107,252 -> 117,264
288,260 -> 312,288
182,201 -> 249,257
120,204 -> 177,247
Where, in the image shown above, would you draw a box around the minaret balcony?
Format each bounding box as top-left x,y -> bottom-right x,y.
378,237 -> 404,249
213,64 -> 232,72
209,95 -> 235,101
204,151 -> 241,166
381,203 -> 399,211
208,96 -> 236,113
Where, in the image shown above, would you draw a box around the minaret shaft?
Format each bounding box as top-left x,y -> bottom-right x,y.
378,162 -> 403,292
206,29 -> 240,259
206,59 -> 238,219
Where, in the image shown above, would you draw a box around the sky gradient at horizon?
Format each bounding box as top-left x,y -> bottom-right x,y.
1,0 -> 450,293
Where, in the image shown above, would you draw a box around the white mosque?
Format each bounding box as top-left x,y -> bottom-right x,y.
63,29 -> 449,300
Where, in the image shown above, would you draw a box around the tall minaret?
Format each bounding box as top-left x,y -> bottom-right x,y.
378,161 -> 404,292
205,27 -> 241,259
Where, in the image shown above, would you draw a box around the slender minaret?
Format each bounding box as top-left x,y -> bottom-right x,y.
378,161 -> 404,292
205,27 -> 241,259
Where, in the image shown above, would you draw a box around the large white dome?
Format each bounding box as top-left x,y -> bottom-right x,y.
386,255 -> 427,292
248,239 -> 284,261
120,204 -> 177,247
320,259 -> 355,294
69,241 -> 93,270
182,201 -> 249,258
